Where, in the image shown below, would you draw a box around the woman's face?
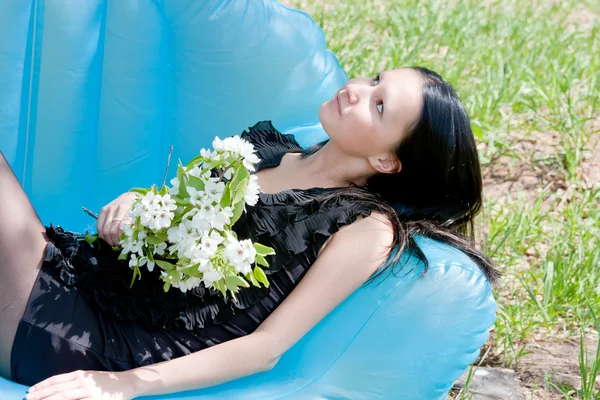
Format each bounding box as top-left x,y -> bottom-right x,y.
318,68 -> 424,163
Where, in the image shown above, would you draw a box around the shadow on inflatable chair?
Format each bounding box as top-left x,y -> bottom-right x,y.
0,1 -> 496,398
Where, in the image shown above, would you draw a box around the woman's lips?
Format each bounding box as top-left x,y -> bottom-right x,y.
332,93 -> 341,115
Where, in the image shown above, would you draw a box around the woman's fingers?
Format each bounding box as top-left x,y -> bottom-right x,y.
27,371 -> 79,399
28,381 -> 81,400
109,205 -> 131,246
97,205 -> 117,246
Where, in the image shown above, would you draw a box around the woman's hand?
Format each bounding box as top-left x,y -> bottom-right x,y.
97,192 -> 139,246
26,370 -> 138,400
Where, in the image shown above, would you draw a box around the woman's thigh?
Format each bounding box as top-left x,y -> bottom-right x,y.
0,152 -> 48,379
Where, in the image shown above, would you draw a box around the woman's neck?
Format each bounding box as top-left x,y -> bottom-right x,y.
296,141 -> 371,188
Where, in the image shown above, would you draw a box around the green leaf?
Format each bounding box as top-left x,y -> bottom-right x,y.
118,251 -> 128,261
179,263 -> 201,276
246,271 -> 259,287
129,188 -> 149,195
255,254 -> 269,267
231,200 -> 245,225
84,233 -> 99,245
130,267 -> 141,288
230,167 -> 250,192
226,275 -> 250,290
253,243 -> 276,256
213,280 -> 227,298
155,231 -> 169,242
177,162 -> 189,197
151,184 -> 159,193
163,280 -> 171,292
156,260 -> 176,271
206,159 -> 222,171
253,267 -> 270,288
176,161 -> 185,182
188,175 -> 205,191
159,185 -> 168,196
178,177 -> 189,198
145,248 -> 155,263
177,257 -> 191,266
220,184 -> 232,208
186,155 -> 205,170
165,270 -> 179,282
146,235 -> 163,245
232,179 -> 248,204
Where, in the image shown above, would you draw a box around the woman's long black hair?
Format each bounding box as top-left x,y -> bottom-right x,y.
302,67 -> 501,284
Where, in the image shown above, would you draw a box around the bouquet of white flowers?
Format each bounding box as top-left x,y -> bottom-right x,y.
88,136 -> 275,300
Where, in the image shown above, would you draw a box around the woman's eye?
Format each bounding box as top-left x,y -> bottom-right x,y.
373,74 -> 380,85
377,101 -> 384,114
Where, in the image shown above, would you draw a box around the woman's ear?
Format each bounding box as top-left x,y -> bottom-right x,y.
368,155 -> 402,174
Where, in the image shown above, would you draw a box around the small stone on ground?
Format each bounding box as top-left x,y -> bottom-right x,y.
454,367 -> 523,400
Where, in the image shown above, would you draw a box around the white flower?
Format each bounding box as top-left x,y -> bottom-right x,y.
141,191 -> 160,208
167,224 -> 189,243
187,165 -> 203,178
146,258 -> 155,272
154,209 -> 175,230
161,194 -> 177,211
204,179 -> 225,202
236,261 -> 252,275
186,186 -> 204,206
200,148 -> 213,159
239,239 -> 256,264
129,253 -> 151,270
122,239 -> 142,255
174,237 -> 200,259
169,177 -> 180,195
198,203 -> 216,219
242,152 -> 261,171
190,210 -> 211,233
200,231 -> 223,257
212,136 -> 260,171
129,253 -> 140,269
202,270 -> 223,286
174,276 -> 202,293
197,259 -> 214,273
224,238 -> 246,265
154,242 -> 167,256
244,174 -> 260,206
211,206 -> 233,230
212,136 -> 226,151
224,168 -> 234,180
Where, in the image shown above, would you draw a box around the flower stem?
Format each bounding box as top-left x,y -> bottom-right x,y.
161,145 -> 174,189
82,207 -> 99,219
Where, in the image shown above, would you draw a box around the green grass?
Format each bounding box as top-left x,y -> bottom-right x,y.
286,0 -> 600,397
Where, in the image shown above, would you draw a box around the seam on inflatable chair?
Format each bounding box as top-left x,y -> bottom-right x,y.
22,0 -> 40,184
89,1 -> 109,211
269,262 -> 494,399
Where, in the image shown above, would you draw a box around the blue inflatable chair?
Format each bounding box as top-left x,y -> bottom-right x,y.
0,1 -> 497,399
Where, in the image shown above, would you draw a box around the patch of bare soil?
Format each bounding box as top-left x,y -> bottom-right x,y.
468,334 -> 599,399
518,335 -> 599,398
481,129 -> 568,205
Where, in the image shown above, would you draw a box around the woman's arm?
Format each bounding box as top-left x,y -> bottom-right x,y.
129,212 -> 394,397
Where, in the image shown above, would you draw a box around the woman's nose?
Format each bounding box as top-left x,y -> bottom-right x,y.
344,84 -> 360,105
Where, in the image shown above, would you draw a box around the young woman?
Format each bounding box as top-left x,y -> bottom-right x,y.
0,67 -> 499,400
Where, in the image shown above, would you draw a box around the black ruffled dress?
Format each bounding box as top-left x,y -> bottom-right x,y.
10,121 -> 373,385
